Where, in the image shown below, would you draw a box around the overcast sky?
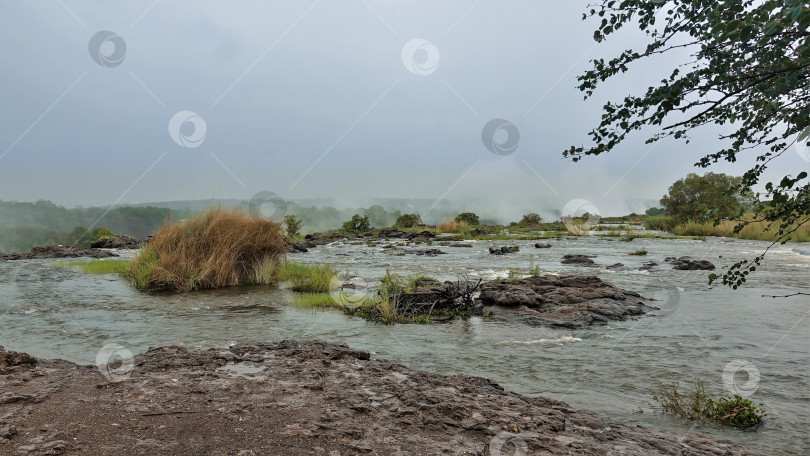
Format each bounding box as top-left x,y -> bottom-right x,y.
0,1 -> 804,219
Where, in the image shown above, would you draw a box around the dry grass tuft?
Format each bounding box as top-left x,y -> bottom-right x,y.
128,207 -> 286,291
436,219 -> 470,233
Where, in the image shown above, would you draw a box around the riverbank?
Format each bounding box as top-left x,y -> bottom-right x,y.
0,341 -> 759,455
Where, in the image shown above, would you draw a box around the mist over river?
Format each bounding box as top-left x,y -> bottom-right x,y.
2,236 -> 808,455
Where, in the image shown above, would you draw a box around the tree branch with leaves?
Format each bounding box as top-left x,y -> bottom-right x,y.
566,0 -> 809,288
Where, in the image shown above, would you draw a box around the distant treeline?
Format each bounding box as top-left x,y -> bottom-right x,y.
0,200 -> 415,253
0,200 -> 196,253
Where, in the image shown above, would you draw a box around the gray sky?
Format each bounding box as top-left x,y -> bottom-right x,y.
0,1 -> 804,220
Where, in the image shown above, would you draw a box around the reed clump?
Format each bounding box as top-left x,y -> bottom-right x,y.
127,208 -> 286,291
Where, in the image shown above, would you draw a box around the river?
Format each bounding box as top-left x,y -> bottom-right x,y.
1,235 -> 808,455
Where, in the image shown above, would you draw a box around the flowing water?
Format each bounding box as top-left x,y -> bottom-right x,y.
1,236 -> 808,455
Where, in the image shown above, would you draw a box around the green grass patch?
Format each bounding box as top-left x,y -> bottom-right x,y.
290,292 -> 338,308
278,262 -> 336,293
53,259 -> 133,275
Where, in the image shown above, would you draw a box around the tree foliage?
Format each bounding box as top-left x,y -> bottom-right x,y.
342,214 -> 370,231
395,213 -> 422,228
454,212 -> 480,226
519,213 -> 544,226
283,214 -> 303,236
567,0 -> 810,287
660,172 -> 753,221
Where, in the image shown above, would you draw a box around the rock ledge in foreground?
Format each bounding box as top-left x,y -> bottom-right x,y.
0,341 -> 758,455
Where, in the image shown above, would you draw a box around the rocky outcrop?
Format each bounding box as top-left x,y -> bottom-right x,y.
0,341 -> 758,455
668,256 -> 716,270
0,246 -> 118,261
0,346 -> 36,375
561,254 -> 595,265
478,275 -> 655,328
90,235 -> 141,249
534,242 -> 552,248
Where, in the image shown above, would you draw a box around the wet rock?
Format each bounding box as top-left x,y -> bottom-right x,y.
379,228 -> 408,238
534,243 -> 552,248
0,246 -> 118,261
90,235 -> 141,249
478,275 -> 655,328
0,346 -> 37,374
448,243 -> 473,248
608,263 -> 624,269
671,256 -> 715,270
489,246 -> 519,255
561,254 -> 595,265
411,248 -> 445,256
407,231 -> 437,243
640,261 -> 658,270
0,340 -> 758,455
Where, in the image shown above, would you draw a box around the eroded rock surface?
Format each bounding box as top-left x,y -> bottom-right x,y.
668,256 -> 716,270
0,341 -> 758,455
479,275 -> 655,328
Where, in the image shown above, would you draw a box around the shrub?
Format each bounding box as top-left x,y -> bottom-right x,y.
652,378 -> 766,428
127,208 -> 286,291
283,214 -> 303,237
342,214 -> 370,231
644,215 -> 678,231
454,212 -> 480,226
395,213 -> 422,228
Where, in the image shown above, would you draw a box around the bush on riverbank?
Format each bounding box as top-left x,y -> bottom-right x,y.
127,208 -> 286,291
652,378 -> 766,428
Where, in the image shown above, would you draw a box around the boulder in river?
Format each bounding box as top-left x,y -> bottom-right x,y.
561,254 -> 595,265
489,246 -> 519,255
670,256 -> 715,270
479,275 -> 655,328
534,242 -> 552,248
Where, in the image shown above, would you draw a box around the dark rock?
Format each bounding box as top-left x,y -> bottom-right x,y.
608,263 -> 624,268
479,275 -> 654,328
640,261 -> 658,270
90,235 -> 141,249
0,246 -> 118,261
292,241 -> 309,252
561,254 -> 595,265
448,243 -> 473,248
411,249 -> 445,256
379,228 -> 408,238
671,256 -> 715,270
534,243 -> 552,248
490,246 -> 519,255
306,240 -> 317,248
0,346 -> 37,374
